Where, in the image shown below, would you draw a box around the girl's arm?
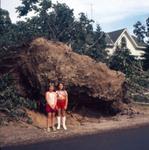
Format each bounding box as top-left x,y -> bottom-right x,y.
45,92 -> 48,103
65,91 -> 68,110
45,92 -> 51,107
54,93 -> 57,108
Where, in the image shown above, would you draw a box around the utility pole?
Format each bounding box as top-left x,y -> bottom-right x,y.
90,3 -> 93,20
0,0 -> 1,9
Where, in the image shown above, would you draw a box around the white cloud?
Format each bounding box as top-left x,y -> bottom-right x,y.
53,0 -> 149,24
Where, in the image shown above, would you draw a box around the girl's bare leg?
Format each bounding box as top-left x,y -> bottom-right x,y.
62,109 -> 65,117
52,112 -> 56,131
57,109 -> 61,116
47,113 -> 51,132
51,112 -> 55,127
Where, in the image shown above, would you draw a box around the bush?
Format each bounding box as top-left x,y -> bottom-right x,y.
109,48 -> 149,103
0,73 -> 37,125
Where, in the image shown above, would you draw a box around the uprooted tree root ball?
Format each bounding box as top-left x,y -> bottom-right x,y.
1,38 -> 133,116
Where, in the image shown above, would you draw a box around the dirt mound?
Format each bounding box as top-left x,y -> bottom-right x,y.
15,38 -> 127,113
0,37 -> 128,114
27,110 -> 47,128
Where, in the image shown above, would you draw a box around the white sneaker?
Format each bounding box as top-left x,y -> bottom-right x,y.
47,127 -> 51,132
57,117 -> 61,130
52,126 -> 56,131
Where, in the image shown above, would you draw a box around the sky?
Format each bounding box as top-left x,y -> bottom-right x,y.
1,0 -> 149,33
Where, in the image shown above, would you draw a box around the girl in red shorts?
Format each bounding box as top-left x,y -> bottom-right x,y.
45,84 -> 57,132
56,82 -> 68,130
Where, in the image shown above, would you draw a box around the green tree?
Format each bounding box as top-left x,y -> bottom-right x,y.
0,8 -> 11,35
143,18 -> 149,70
109,48 -> 142,77
24,2 -> 107,62
133,18 -> 149,70
71,13 -> 94,54
143,42 -> 149,70
0,0 -> 107,63
16,0 -> 75,41
16,0 -> 39,16
133,21 -> 146,42
0,8 -> 12,47
49,2 -> 75,41
109,47 -> 149,102
71,13 -> 107,62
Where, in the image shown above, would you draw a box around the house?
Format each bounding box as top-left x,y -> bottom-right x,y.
105,28 -> 147,58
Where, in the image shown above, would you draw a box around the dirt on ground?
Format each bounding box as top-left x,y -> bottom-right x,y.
0,104 -> 149,147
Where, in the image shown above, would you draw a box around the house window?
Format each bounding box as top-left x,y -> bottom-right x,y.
121,37 -> 127,49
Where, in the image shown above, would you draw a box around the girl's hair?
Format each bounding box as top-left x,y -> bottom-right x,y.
49,82 -> 55,87
48,80 -> 55,86
47,80 -> 55,91
57,81 -> 65,90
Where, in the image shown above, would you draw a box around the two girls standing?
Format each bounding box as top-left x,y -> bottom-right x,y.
45,82 -> 68,132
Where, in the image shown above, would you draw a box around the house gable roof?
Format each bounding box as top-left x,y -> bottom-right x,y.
131,35 -> 147,47
105,33 -> 114,46
107,28 -> 126,43
106,28 -> 147,49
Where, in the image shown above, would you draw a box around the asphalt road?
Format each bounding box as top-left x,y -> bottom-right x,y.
2,125 -> 149,150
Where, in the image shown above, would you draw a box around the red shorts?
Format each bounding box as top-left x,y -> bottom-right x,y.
45,104 -> 56,113
57,99 -> 66,109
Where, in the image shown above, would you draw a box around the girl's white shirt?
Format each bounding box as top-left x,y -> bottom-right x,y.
56,90 -> 67,96
46,92 -> 57,106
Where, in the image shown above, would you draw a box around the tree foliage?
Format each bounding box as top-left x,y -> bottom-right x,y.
133,18 -> 149,70
109,47 -> 149,102
133,21 -> 146,42
109,48 -> 143,77
0,0 -> 107,63
143,43 -> 149,70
